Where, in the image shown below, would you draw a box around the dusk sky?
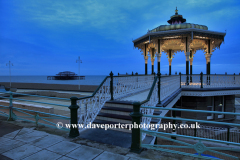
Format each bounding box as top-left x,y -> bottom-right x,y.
1,0 -> 240,76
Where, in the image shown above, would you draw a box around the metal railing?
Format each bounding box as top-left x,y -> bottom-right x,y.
130,105 -> 240,159
76,72 -> 155,132
159,122 -> 240,143
181,73 -> 240,89
0,91 -> 70,131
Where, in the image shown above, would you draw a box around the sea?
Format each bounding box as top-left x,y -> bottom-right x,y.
0,75 -> 107,86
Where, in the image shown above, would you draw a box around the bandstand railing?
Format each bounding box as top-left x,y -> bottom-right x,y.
181,73 -> 240,89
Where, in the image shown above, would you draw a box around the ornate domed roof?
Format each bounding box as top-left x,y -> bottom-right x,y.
149,8 -> 208,33
167,7 -> 186,24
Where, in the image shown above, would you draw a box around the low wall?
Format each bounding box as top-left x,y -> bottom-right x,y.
0,82 -> 98,92
0,100 -> 54,114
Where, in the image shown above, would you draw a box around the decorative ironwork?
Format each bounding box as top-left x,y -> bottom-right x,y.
114,75 -> 155,100
160,76 -> 180,101
140,78 -> 159,140
77,78 -> 111,132
138,107 -> 240,159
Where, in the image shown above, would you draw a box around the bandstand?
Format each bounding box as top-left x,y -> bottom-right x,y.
1,7 -> 240,160
133,7 -> 226,77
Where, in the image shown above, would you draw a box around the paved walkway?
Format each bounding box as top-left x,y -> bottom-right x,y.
0,127 -> 147,160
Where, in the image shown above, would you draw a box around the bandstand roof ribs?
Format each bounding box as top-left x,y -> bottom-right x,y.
132,8 -> 226,50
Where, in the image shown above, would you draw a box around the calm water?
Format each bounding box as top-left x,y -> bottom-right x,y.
0,75 -> 107,85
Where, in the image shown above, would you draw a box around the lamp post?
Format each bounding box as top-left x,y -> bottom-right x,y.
76,57 -> 82,90
6,61 -> 13,88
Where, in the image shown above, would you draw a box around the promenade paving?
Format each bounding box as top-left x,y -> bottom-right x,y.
0,127 -> 146,160
0,117 -> 202,160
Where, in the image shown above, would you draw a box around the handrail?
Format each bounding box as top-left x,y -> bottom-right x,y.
140,76 -> 158,105
78,76 -> 109,100
0,91 -> 69,101
181,74 -> 239,75
141,106 -> 240,116
114,74 -> 156,77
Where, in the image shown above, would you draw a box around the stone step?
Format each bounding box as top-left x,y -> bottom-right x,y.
104,101 -> 133,109
101,106 -> 162,116
96,112 -> 160,124
93,119 -> 131,133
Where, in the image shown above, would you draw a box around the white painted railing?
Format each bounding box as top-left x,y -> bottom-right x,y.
181,74 -> 240,88
77,77 -> 111,132
140,78 -> 159,141
160,75 -> 180,101
113,75 -> 154,99
77,75 -> 155,132
203,75 -> 240,88
181,75 -> 201,88
159,122 -> 240,143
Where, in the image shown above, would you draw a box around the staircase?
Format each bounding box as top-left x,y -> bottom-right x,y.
93,100 -> 162,133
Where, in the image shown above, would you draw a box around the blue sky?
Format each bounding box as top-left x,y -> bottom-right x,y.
0,0 -> 240,76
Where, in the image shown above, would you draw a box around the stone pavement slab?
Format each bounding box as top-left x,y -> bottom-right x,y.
14,130 -> 49,143
0,139 -> 26,154
3,128 -> 34,139
57,156 -> 75,160
0,119 -> 22,137
2,143 -> 42,160
0,137 -> 11,144
65,145 -> 103,160
94,151 -> 129,160
0,154 -> 13,160
22,149 -> 62,160
30,135 -> 64,148
47,141 -> 81,155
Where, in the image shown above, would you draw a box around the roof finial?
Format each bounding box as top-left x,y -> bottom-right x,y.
175,7 -> 178,15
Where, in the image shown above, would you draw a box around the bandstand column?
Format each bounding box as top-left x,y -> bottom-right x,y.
190,50 -> 193,82
157,54 -> 161,73
168,49 -> 172,75
205,54 -> 211,73
185,37 -> 190,84
190,50 -> 193,75
144,44 -> 148,75
145,57 -> 148,75
206,40 -> 211,75
185,52 -> 190,84
151,48 -> 155,74
151,59 -> 154,74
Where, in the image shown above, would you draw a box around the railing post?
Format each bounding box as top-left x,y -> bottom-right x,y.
8,91 -> 15,121
157,72 -> 161,104
130,102 -> 143,153
110,71 -> 114,100
179,72 -> 181,88
69,97 -> 80,138
200,72 -> 203,88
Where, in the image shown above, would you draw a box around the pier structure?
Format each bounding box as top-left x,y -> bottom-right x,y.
47,71 -> 85,80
